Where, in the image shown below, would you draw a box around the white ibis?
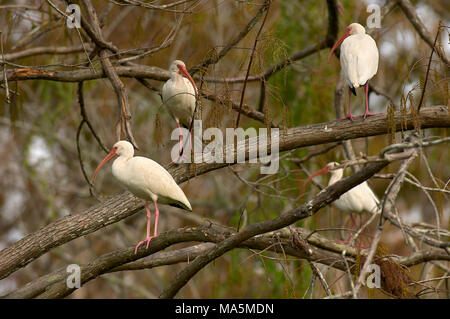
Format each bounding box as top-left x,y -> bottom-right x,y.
162,60 -> 197,162
307,162 -> 379,244
328,23 -> 381,120
92,140 -> 192,254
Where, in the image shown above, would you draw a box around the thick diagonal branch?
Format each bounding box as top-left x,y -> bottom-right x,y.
0,106 -> 448,281
159,160 -> 392,298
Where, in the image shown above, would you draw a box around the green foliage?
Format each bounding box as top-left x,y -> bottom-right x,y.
265,1 -> 335,127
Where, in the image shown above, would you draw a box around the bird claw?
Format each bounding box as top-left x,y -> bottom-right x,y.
134,236 -> 156,254
343,115 -> 354,121
342,112 -> 382,121
363,112 -> 383,120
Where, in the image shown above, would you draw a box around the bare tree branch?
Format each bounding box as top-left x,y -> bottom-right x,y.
354,133 -> 419,296
188,0 -> 272,76
396,0 -> 449,66
159,153 -> 406,298
79,0 -> 139,148
2,45 -> 92,61
0,105 -> 448,281
235,0 -> 271,128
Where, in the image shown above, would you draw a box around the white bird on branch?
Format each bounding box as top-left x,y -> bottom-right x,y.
328,23 -> 381,120
307,162 -> 380,245
92,141 -> 192,254
162,60 -> 197,163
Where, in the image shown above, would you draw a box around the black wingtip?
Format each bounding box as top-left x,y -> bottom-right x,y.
349,86 -> 357,96
169,202 -> 192,212
169,202 -> 185,210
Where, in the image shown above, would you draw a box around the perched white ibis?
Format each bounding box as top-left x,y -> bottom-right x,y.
307,162 -> 379,244
92,140 -> 192,253
162,60 -> 197,162
328,23 -> 381,120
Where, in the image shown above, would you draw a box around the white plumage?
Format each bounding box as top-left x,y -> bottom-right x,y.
162,60 -> 197,162
325,162 -> 379,214
110,142 -> 191,210
308,161 -> 380,245
162,60 -> 196,128
329,23 -> 381,120
340,23 -> 379,91
92,140 -> 191,253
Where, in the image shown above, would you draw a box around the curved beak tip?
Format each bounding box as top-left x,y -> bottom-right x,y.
306,166 -> 328,184
327,53 -> 333,63
91,149 -> 117,185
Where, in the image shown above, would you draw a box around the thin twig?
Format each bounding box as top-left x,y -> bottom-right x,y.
417,21 -> 441,111
77,82 -> 109,153
0,32 -> 9,103
189,0 -> 271,75
76,119 -> 94,196
235,0 -> 271,128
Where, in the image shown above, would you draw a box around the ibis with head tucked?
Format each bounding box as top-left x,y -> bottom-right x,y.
328,23 -> 381,120
162,60 -> 197,162
92,140 -> 192,254
307,162 -> 379,244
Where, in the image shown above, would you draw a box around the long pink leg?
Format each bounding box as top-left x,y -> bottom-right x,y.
134,203 -> 155,254
337,214 -> 367,248
337,213 -> 356,245
170,121 -> 188,164
152,200 -> 159,244
344,87 -> 354,121
177,121 -> 183,156
357,214 -> 367,249
363,82 -> 382,119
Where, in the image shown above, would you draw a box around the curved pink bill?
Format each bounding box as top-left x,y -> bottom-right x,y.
177,65 -> 198,96
327,28 -> 350,62
92,148 -> 117,184
306,166 -> 329,184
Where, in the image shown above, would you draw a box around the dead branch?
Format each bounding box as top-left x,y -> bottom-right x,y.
80,0 -> 138,148
158,147 -> 409,298
189,0 -> 272,76
2,45 -> 92,61
396,0 -> 449,66
110,0 -> 196,13
235,0 -> 271,128
354,133 -> 419,296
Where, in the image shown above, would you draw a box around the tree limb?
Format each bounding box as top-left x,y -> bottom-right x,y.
396,0 -> 449,66
188,0 -> 272,76
0,106 -> 448,281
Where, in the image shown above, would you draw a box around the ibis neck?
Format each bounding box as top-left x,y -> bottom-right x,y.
171,72 -> 183,82
328,169 -> 344,186
111,154 -> 131,173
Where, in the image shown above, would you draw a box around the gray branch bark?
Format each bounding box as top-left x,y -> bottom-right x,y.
0,105 -> 448,281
